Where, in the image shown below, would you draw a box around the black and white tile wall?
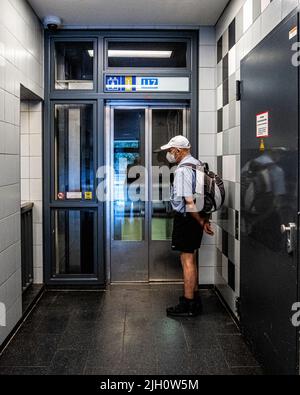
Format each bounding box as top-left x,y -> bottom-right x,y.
198,27 -> 217,286
214,0 -> 298,314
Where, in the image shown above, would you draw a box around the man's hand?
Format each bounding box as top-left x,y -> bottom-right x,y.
184,197 -> 214,236
203,221 -> 214,236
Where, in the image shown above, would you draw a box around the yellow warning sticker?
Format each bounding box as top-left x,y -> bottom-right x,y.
289,26 -> 297,40
259,139 -> 265,152
85,191 -> 93,200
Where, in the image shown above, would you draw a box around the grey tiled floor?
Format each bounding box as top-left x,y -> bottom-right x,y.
0,285 -> 263,375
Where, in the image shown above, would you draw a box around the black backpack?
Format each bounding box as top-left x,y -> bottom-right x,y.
178,161 -> 225,214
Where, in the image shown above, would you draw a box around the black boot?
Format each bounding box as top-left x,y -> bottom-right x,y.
178,292 -> 202,314
166,296 -> 198,317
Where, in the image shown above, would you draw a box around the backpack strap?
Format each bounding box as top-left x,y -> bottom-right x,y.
178,162 -> 198,170
178,161 -> 209,172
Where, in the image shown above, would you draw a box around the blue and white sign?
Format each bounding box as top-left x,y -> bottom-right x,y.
106,76 -> 137,92
105,76 -> 189,92
106,76 -> 123,91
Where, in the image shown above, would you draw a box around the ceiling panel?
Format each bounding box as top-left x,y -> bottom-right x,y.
28,0 -> 228,27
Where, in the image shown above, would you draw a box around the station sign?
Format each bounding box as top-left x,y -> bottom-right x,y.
105,76 -> 189,92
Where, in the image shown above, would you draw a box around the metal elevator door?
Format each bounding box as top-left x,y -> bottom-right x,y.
105,103 -> 190,282
240,13 -> 299,374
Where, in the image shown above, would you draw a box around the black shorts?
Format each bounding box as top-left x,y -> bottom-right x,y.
171,212 -> 204,253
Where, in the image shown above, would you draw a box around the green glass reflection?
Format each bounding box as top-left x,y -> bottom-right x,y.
152,217 -> 173,240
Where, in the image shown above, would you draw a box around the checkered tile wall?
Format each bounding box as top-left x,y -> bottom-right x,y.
214,0 -> 298,314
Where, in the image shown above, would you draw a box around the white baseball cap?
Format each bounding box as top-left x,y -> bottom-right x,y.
160,135 -> 191,150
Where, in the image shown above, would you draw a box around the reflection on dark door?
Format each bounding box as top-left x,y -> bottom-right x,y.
241,14 -> 299,374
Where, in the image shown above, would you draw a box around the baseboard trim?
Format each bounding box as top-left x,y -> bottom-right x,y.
45,284 -> 106,291
0,284 -> 45,355
214,286 -> 240,329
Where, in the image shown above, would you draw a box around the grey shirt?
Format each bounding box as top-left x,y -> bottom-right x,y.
170,154 -> 200,213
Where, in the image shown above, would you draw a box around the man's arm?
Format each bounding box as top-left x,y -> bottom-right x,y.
175,166 -> 214,235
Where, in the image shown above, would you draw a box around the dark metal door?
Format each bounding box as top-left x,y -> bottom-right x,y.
241,13 -> 299,375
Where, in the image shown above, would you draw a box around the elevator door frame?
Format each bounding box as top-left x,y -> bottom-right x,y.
43,29 -> 199,286
105,101 -> 190,283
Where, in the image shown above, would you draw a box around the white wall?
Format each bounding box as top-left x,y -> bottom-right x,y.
215,0 -> 298,315
20,100 -> 43,284
0,0 -> 44,345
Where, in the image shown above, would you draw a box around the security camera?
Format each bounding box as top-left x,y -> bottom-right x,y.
42,16 -> 62,31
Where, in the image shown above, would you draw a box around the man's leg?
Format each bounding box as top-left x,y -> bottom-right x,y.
180,252 -> 197,299
166,251 -> 201,317
193,252 -> 198,293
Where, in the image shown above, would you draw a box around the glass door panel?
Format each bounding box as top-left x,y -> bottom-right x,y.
113,109 -> 146,241
110,108 -> 148,282
54,103 -> 94,201
108,104 -> 189,282
54,41 -> 94,90
48,101 -> 101,284
52,208 -> 96,276
151,109 -> 184,241
149,107 -> 188,281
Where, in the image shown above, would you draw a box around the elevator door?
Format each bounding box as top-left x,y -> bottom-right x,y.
241,13 -> 299,374
106,104 -> 190,282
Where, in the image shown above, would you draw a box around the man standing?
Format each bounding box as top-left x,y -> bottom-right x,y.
160,135 -> 214,317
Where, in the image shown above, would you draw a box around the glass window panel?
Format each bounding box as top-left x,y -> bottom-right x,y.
151,109 -> 184,240
113,109 -> 145,241
54,104 -> 94,200
55,42 -> 94,90
52,209 -> 95,275
107,41 -> 187,68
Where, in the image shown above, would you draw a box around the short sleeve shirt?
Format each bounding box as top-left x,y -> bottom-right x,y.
170,154 -> 200,213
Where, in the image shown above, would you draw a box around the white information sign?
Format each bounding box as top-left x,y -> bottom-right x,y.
105,76 -> 189,92
256,111 -> 269,138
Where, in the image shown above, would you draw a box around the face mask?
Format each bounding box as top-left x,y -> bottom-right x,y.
166,151 -> 177,163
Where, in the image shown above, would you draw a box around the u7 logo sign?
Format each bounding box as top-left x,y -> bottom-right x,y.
141,78 -> 158,87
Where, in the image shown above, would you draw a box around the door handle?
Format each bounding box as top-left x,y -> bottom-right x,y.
280,222 -> 297,254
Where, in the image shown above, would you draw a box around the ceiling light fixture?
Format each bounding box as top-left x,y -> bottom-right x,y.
108,50 -> 172,58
